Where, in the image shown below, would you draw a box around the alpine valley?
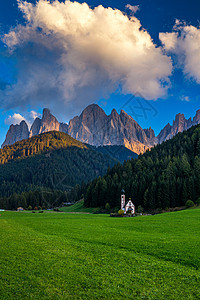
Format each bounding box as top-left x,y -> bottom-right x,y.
1,104 -> 200,210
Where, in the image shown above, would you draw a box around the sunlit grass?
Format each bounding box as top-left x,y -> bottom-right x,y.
0,209 -> 200,299
60,200 -> 99,213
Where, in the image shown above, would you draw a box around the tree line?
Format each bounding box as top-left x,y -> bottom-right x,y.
0,189 -> 69,210
80,125 -> 200,211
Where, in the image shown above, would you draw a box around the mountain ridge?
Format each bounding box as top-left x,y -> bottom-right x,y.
2,104 -> 200,154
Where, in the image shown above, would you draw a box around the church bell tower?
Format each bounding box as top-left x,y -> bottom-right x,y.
121,189 -> 125,210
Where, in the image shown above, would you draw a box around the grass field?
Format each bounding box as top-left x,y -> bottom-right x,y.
60,200 -> 99,213
0,209 -> 200,299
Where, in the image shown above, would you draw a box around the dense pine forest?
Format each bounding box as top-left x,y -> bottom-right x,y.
0,131 -> 87,164
94,145 -> 138,163
0,131 -> 117,209
82,125 -> 200,210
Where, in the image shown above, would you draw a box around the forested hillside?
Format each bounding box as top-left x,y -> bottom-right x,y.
0,131 -> 87,164
94,145 -> 138,163
83,125 -> 200,210
0,131 -> 117,209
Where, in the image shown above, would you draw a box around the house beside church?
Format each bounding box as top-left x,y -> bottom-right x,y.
17,207 -> 24,212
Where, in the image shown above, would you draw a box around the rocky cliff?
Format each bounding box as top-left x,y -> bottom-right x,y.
2,120 -> 29,148
29,108 -> 61,137
157,110 -> 200,143
67,105 -> 156,154
2,105 -> 200,154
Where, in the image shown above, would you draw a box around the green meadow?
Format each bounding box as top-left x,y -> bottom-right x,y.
0,209 -> 200,299
60,200 -> 99,213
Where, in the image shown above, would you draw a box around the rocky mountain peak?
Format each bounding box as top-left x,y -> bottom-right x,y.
29,108 -> 60,137
20,120 -> 27,125
111,108 -> 118,117
193,109 -> 200,124
2,120 -> 29,148
79,104 -> 107,130
120,109 -> 133,119
174,113 -> 185,123
157,111 -> 196,144
80,104 -> 107,121
42,108 -> 51,119
144,127 -> 156,140
29,118 -> 41,138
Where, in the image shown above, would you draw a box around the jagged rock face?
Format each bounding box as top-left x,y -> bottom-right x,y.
67,105 -> 156,154
144,127 -> 156,141
2,108 -> 62,147
68,104 -> 108,144
2,105 -> 200,155
29,108 -> 60,137
193,109 -> 200,125
157,123 -> 171,144
2,120 -> 29,148
29,118 -> 41,137
157,111 -> 200,144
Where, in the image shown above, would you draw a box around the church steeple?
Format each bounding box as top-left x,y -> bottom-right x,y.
121,189 -> 125,210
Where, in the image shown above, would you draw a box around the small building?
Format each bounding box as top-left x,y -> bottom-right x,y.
17,207 -> 24,212
121,189 -> 135,215
125,199 -> 135,214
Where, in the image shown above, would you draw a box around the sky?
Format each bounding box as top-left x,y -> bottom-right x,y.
1,0 -> 200,145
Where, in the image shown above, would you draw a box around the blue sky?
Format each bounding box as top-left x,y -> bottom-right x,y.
0,0 -> 200,145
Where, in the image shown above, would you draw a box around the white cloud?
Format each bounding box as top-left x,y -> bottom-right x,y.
159,32 -> 178,51
5,110 -> 41,128
1,0 -> 172,117
160,22 -> 200,83
30,110 -> 41,120
5,113 -> 26,125
126,4 -> 140,14
180,95 -> 190,102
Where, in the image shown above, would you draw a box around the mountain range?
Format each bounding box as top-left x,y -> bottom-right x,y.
2,104 -> 200,154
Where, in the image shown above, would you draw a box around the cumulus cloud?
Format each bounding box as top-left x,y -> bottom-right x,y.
5,113 -> 26,125
5,110 -> 41,128
160,22 -> 200,83
1,0 -> 172,117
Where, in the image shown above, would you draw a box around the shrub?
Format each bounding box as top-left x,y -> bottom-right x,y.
110,213 -> 119,217
185,200 -> 195,208
118,209 -> 124,216
105,203 -> 111,211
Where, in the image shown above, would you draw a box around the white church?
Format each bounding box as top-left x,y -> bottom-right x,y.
121,189 -> 135,215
